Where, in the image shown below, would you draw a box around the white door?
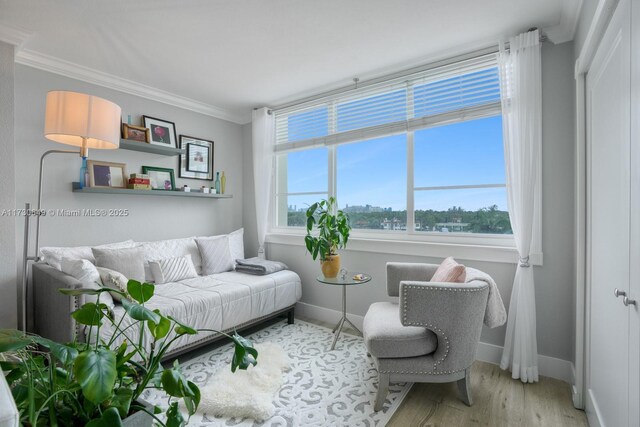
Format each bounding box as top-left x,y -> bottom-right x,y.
586,0 -> 631,426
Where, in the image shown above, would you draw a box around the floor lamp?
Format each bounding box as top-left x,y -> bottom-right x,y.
21,91 -> 121,332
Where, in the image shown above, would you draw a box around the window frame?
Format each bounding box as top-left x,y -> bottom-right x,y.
268,56 -> 542,265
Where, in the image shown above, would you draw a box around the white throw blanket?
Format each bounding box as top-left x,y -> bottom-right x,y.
465,267 -> 507,328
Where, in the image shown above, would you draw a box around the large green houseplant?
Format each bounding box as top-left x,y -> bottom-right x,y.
304,197 -> 352,278
0,280 -> 258,426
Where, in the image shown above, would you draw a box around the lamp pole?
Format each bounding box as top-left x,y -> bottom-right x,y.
21,149 -> 80,332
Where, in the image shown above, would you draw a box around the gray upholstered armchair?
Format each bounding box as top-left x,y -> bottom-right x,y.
363,262 -> 490,411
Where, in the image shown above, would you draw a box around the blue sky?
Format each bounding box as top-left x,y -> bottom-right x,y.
282,67 -> 507,213
285,116 -> 507,212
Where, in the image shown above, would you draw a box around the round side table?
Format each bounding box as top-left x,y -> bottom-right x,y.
316,272 -> 371,350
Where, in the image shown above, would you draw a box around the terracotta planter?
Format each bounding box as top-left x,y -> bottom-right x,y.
321,254 -> 341,278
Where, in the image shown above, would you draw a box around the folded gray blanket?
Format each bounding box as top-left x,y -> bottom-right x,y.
235,257 -> 288,275
465,267 -> 507,328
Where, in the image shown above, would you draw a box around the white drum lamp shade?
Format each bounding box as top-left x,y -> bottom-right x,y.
44,91 -> 121,155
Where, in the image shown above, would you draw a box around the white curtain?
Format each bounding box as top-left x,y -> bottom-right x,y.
251,108 -> 275,259
498,30 -> 542,383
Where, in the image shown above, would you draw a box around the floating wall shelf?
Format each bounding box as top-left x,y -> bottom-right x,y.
72,183 -> 232,199
119,139 -> 185,156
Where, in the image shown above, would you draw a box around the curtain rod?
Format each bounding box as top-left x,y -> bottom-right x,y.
262,29 -> 546,114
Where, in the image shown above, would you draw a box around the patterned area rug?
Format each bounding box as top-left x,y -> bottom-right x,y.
144,320 -> 412,426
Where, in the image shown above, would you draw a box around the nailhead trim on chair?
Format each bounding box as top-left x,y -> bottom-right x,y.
403,285 -> 487,293
379,367 -> 466,375
400,284 -> 487,372
391,283 -> 489,376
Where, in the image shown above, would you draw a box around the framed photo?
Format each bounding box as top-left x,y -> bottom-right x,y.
142,166 -> 175,191
87,161 -> 127,189
179,135 -> 214,181
143,115 -> 177,148
122,124 -> 150,143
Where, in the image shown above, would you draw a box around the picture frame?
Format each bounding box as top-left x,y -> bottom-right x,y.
87,160 -> 128,189
122,124 -> 150,143
142,166 -> 176,191
143,115 -> 177,148
179,135 -> 214,181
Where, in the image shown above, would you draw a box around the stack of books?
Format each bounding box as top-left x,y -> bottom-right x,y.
127,173 -> 152,190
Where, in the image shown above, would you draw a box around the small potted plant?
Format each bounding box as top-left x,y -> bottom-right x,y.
304,197 -> 351,278
0,280 -> 258,426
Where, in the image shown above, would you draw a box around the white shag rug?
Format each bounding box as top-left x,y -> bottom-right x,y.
144,320 -> 412,426
195,342 -> 289,421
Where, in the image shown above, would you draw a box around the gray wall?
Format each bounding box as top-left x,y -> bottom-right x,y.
246,41 -> 577,362
0,42 -> 16,329
14,65 -> 245,322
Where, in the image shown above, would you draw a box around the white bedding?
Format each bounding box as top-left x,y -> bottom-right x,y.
98,270 -> 302,354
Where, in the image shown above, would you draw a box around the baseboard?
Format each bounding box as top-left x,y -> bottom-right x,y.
572,385 -> 583,409
296,301 -> 365,331
296,301 -> 575,384
475,341 -> 575,384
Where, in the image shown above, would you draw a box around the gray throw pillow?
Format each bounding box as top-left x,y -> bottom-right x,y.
195,236 -> 234,275
149,254 -> 198,284
92,246 -> 146,282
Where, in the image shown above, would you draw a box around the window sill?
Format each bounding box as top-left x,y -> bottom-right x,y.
266,229 -> 543,266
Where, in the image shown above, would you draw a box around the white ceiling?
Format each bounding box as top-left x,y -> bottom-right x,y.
0,0 -> 580,123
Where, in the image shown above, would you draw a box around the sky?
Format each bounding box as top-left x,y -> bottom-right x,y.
281,67 -> 508,213
284,116 -> 507,212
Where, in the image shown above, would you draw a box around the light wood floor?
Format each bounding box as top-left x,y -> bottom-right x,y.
299,316 -> 587,427
387,361 -> 588,427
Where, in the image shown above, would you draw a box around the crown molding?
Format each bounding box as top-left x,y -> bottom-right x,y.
0,23 -> 32,49
15,49 -> 252,124
544,0 -> 584,44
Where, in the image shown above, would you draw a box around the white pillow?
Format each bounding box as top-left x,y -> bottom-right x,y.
40,240 -> 136,270
96,267 -> 128,302
92,246 -> 146,282
228,228 -> 245,261
140,237 -> 203,280
195,236 -> 234,275
149,254 -> 198,284
60,258 -> 114,312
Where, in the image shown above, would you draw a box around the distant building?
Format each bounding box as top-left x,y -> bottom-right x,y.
435,222 -> 469,232
343,204 -> 389,213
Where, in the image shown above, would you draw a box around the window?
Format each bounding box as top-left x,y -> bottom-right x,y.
413,116 -> 511,234
337,135 -> 407,230
273,53 -> 511,237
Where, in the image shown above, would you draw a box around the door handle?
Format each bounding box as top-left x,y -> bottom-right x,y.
623,296 -> 637,307
614,288 -> 627,298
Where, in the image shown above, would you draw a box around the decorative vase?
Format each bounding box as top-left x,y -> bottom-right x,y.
221,171 -> 226,194
321,254 -> 341,278
215,172 -> 221,194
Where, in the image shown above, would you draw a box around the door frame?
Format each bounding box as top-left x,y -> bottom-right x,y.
575,0 -> 640,421
573,0 -> 620,411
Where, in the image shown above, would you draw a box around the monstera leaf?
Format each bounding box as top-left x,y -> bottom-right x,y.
147,310 -> 171,340
121,299 -> 161,323
73,348 -> 117,404
230,333 -> 258,372
85,407 -> 123,427
33,336 -> 78,365
166,402 -> 185,427
126,280 -> 154,304
0,329 -> 32,352
71,303 -> 105,326
160,362 -> 194,399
